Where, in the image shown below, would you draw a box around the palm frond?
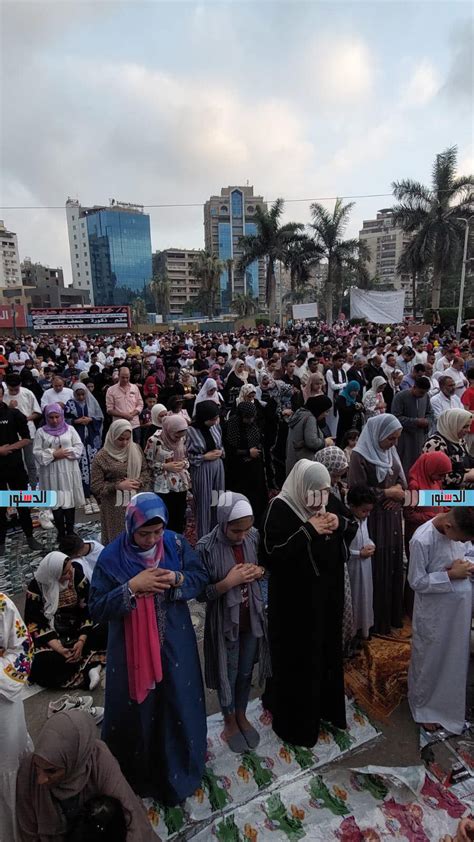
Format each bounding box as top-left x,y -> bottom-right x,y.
432,146 -> 458,199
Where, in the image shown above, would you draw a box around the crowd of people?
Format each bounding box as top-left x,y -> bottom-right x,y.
2,317 -> 474,840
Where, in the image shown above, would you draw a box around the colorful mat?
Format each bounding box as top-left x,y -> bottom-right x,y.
344,621 -> 412,721
143,696 -> 381,839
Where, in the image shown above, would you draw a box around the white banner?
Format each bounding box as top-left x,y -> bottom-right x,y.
350,288 -> 405,324
292,302 -> 319,320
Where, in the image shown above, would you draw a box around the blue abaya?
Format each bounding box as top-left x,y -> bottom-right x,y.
89,529 -> 208,805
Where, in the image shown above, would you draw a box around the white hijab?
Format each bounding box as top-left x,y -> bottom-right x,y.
193,377 -> 222,416
353,413 -> 402,482
277,459 -> 331,521
35,552 -> 69,622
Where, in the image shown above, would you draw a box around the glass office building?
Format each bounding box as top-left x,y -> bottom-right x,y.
86,209 -> 152,305
204,186 -> 267,313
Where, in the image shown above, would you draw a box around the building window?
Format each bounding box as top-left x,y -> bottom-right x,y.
86,271 -> 89,276
231,190 -> 243,218
74,235 -> 77,240
220,205 -> 228,213
76,263 -> 80,268
72,216 -> 75,221
77,272 -> 80,277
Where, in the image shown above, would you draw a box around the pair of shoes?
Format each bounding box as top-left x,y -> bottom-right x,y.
26,536 -> 43,552
48,693 -> 93,718
88,665 -> 102,690
239,725 -> 260,749
91,499 -> 100,514
84,501 -> 93,515
48,693 -> 104,725
39,511 -> 55,530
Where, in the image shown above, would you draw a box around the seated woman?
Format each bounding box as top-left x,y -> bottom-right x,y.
89,493 -> 208,805
16,710 -> 155,842
197,492 -> 270,754
25,552 -> 107,692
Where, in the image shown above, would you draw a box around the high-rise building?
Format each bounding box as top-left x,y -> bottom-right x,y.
0,220 -> 21,288
359,208 -> 412,308
66,199 -> 152,306
204,186 -> 267,312
152,249 -> 202,317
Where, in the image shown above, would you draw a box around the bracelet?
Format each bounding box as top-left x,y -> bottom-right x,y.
174,571 -> 184,587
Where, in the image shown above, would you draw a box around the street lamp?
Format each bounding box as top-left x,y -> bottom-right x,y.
456,215 -> 474,335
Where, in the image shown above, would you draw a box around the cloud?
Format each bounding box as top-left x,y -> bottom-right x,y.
305,36 -> 374,104
440,23 -> 473,101
400,60 -> 440,107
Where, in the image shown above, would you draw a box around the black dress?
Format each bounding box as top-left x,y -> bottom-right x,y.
335,395 -> 362,446
260,495 -> 353,746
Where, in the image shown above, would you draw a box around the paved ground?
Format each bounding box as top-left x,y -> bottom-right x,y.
5,510 -> 421,767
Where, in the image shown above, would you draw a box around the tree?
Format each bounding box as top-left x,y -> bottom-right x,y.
149,274 -> 171,321
131,297 -> 147,325
191,251 -> 225,319
284,236 -> 323,292
231,293 -> 258,317
238,199 -> 304,323
392,146 -> 473,309
309,198 -> 370,323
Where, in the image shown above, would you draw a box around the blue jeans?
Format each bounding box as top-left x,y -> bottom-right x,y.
219,631 -> 258,716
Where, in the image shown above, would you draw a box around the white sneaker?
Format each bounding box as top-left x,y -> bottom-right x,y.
48,693 -> 93,718
84,501 -> 93,515
39,512 -> 55,530
91,499 -> 100,513
88,665 -> 102,690
89,705 -> 104,725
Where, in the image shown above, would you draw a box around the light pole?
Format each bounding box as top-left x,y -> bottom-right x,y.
456,215 -> 474,335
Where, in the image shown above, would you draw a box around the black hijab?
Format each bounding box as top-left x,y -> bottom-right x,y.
193,400 -> 220,452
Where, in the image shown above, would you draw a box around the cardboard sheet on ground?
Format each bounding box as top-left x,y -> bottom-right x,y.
143,696 -> 381,839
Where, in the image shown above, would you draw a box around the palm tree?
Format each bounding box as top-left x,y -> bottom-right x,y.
131,297 -> 147,325
284,236 -> 323,292
309,198 -> 370,323
191,251 -> 225,319
392,146 -> 473,309
231,293 -> 258,317
149,274 -> 171,321
238,199 -> 305,323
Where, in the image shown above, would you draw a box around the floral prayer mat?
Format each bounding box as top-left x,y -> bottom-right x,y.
344,620 -> 412,722
143,697 -> 381,839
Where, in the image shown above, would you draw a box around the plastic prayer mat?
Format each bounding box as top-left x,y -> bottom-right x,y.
143,697 -> 382,839
189,765 -> 467,841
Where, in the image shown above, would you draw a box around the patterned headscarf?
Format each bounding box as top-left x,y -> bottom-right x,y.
314,446 -> 349,476
236,383 -> 257,405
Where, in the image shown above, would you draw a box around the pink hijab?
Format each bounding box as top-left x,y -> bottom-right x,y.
160,414 -> 188,460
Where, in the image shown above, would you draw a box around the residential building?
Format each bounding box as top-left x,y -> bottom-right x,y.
359,208 -> 412,309
204,186 -> 267,313
66,198 -> 152,306
152,249 -> 201,318
0,220 -> 21,288
21,258 -> 89,308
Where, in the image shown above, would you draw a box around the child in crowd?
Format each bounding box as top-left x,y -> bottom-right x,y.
58,533 -> 105,582
408,506 -> 474,734
139,394 -> 157,448
346,485 -> 376,642
342,428 -> 359,466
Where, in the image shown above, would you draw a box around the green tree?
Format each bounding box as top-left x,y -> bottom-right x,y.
131,296 -> 147,325
309,198 -> 370,323
149,274 -> 171,321
231,293 -> 258,317
238,198 -> 304,323
284,236 -> 323,292
191,251 -> 225,319
392,146 -> 473,310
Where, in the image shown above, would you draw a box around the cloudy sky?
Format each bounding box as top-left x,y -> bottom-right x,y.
1,0 -> 472,285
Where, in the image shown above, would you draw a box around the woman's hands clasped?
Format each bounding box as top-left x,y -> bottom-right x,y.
129,569 -> 176,595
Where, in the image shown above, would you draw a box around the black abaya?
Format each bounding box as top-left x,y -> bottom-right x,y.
260,495 -> 352,747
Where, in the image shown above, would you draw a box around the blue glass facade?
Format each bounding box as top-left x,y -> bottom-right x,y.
231,189 -> 243,218
218,222 -> 232,311
244,222 -> 259,299
86,210 -> 152,305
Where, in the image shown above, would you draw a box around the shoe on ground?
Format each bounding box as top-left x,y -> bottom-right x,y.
88,665 -> 102,690
240,724 -> 260,749
48,693 -> 93,718
26,536 -> 43,552
91,499 -> 100,513
84,501 -> 93,515
89,705 -> 104,725
38,512 -> 55,530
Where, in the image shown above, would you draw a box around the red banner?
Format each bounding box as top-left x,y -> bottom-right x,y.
0,304 -> 28,329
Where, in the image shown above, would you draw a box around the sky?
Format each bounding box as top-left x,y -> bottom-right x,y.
1,0 -> 473,286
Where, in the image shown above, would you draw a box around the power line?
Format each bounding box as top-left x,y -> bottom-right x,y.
0,192 -> 398,210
